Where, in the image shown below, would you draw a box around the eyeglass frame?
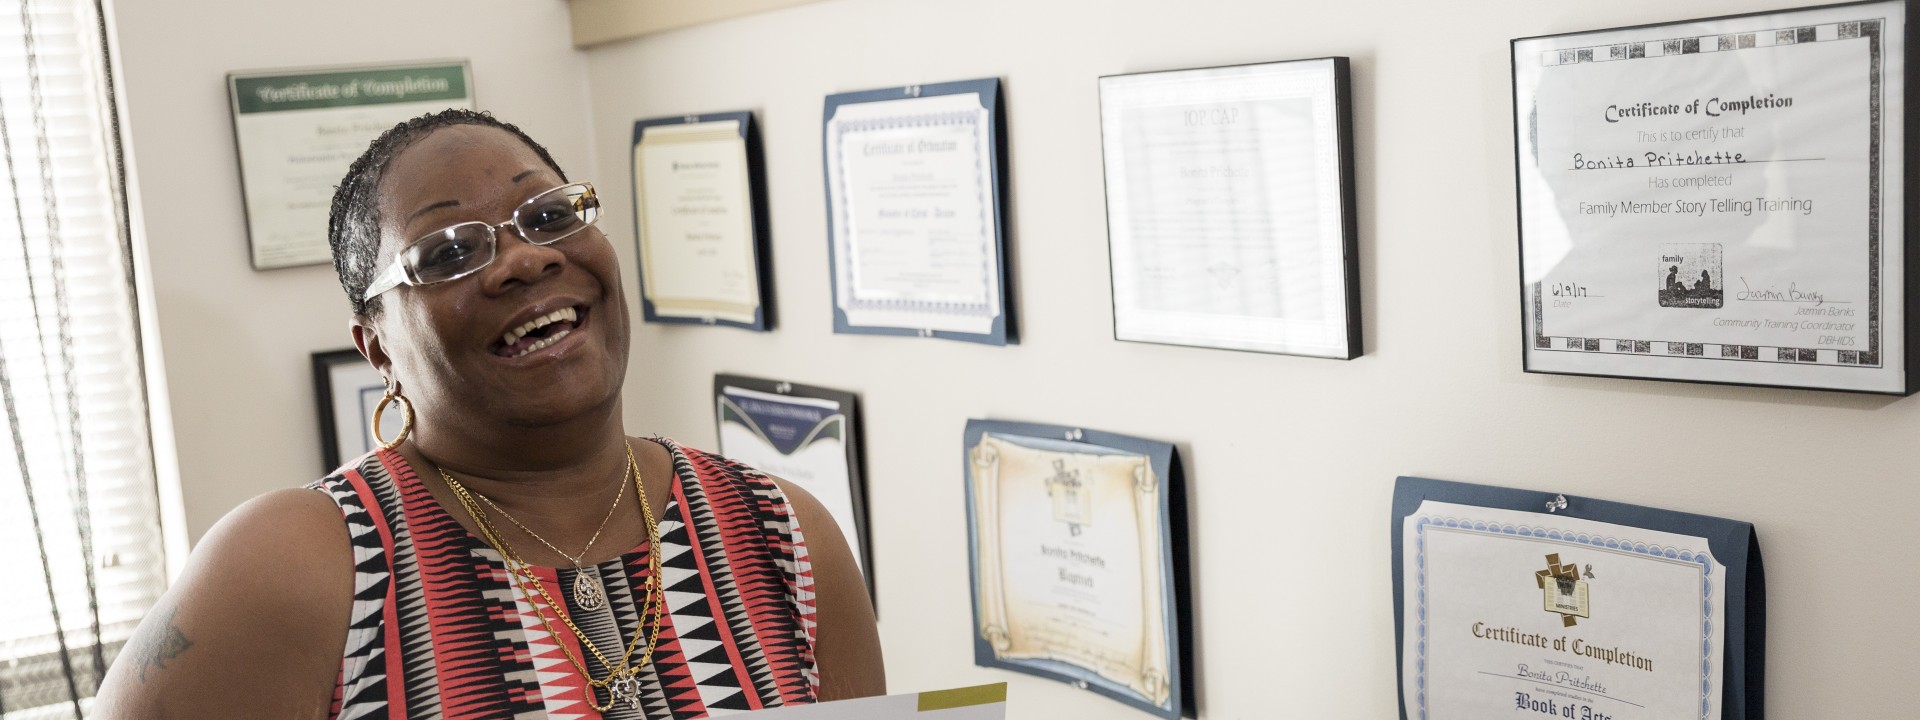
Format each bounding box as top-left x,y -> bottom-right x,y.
361,181 -> 600,302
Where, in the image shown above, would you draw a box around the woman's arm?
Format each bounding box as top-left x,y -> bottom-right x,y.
770,478 -> 886,702
92,488 -> 354,719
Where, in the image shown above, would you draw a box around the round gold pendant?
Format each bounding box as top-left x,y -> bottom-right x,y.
573,570 -> 607,611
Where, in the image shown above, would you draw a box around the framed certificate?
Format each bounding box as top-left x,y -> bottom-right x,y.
229,60 -> 473,270
633,112 -> 773,330
963,420 -> 1191,720
311,348 -> 386,472
1100,58 -> 1361,359
1514,1 -> 1917,394
1392,477 -> 1765,720
824,79 -> 1012,345
713,375 -> 872,590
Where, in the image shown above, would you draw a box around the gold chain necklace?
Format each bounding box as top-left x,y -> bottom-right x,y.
470,462 -> 628,611
439,443 -> 667,712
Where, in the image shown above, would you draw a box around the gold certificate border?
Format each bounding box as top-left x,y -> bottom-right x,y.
634,121 -> 760,322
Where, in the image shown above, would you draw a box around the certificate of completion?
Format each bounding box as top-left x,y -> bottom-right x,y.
1100,59 -> 1360,358
824,80 -> 1009,344
1403,501 -> 1727,720
633,112 -> 770,329
229,62 -> 472,270
963,420 -> 1187,720
715,378 -> 869,577
1514,2 -> 1911,393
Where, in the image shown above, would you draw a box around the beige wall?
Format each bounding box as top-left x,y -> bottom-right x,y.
583,0 -> 1919,718
113,0 -> 592,544
114,0 -> 1920,717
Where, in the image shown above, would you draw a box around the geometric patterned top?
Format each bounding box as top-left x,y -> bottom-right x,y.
307,438 -> 819,719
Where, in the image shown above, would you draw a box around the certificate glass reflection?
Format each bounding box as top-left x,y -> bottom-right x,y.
1515,1 -> 1912,393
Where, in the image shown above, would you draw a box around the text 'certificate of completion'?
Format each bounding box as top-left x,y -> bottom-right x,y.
1403,501 -> 1726,720
633,112 -> 770,330
229,61 -> 472,270
824,79 -> 1009,344
1514,2 -> 1910,393
1101,59 -> 1360,358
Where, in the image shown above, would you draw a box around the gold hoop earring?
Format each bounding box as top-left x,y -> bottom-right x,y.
371,380 -> 414,450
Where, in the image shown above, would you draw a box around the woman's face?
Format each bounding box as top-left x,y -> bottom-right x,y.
358,125 -> 630,430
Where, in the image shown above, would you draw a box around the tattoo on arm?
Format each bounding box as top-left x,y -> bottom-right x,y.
130,606 -> 193,683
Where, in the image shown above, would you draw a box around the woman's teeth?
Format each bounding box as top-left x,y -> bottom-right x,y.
501,306 -> 578,347
511,328 -> 571,358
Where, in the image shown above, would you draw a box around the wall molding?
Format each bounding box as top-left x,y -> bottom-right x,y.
567,0 -> 831,48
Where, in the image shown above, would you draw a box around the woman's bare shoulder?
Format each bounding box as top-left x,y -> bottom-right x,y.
91,487 -> 355,719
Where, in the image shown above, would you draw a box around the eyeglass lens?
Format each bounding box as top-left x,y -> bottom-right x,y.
402,184 -> 601,285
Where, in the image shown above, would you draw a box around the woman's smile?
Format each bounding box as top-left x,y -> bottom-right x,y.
491,303 -> 589,360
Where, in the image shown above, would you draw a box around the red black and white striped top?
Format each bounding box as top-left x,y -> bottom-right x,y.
307,438 -> 819,719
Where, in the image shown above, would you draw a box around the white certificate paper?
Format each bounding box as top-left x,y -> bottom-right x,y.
717,386 -> 863,572
1515,3 -> 1907,392
1100,59 -> 1357,358
825,89 -> 1003,337
634,118 -> 762,325
1402,501 -> 1726,720
229,62 -> 472,270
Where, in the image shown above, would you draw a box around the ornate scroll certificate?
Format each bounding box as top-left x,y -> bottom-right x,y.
633,113 -> 769,329
1100,59 -> 1360,358
1402,501 -> 1727,720
1515,1 -> 1912,393
964,421 -> 1185,719
228,62 -> 472,270
824,80 -> 1009,344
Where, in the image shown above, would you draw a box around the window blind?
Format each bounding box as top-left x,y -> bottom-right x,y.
0,0 -> 163,717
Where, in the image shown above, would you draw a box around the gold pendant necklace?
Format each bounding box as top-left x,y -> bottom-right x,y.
471,455 -> 630,611
439,443 -> 667,713
572,566 -> 607,611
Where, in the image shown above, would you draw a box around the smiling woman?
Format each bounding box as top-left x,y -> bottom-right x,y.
90,110 -> 885,719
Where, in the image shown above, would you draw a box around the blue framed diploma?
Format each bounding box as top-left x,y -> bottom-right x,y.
713,375 -> 872,598
1392,477 -> 1764,720
1514,0 -> 1918,394
823,79 -> 1012,345
963,420 -> 1191,719
632,111 -> 773,331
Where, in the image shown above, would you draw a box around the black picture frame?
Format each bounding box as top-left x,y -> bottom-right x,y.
1098,57 -> 1362,360
712,374 -> 873,605
1512,0 -> 1916,394
631,110 -> 775,331
311,348 -> 383,473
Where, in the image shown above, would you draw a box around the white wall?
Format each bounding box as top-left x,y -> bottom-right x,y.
112,0 -> 592,543
583,0 -> 1920,718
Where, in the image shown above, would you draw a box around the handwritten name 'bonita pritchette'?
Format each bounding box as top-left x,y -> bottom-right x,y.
1470,622 -> 1655,672
1568,92 -> 1796,169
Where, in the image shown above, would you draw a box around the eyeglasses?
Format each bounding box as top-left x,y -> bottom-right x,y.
362,182 -> 601,302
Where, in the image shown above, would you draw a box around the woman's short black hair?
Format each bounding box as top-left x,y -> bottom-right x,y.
327,109 -> 568,317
